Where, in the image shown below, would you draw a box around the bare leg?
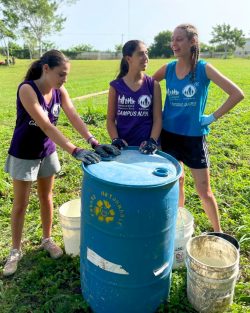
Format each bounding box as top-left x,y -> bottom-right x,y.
191,167 -> 222,232
11,179 -> 32,250
37,175 -> 55,239
178,162 -> 185,207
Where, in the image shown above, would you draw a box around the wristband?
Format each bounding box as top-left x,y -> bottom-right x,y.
87,136 -> 95,143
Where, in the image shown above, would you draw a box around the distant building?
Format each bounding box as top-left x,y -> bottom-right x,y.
234,38 -> 250,57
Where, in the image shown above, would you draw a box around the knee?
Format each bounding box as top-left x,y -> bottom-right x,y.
39,192 -> 53,206
197,188 -> 214,201
13,200 -> 29,215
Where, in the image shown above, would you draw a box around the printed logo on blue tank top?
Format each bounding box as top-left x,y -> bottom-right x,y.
182,84 -> 197,98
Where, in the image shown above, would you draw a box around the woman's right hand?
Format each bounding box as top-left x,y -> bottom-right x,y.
111,138 -> 128,150
72,148 -> 101,165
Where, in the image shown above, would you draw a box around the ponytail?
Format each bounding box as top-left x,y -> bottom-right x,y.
116,40 -> 144,79
24,60 -> 43,80
117,58 -> 129,79
190,44 -> 200,82
24,49 -> 69,81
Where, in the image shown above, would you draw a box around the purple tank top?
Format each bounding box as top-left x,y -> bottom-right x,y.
110,75 -> 154,146
8,80 -> 61,159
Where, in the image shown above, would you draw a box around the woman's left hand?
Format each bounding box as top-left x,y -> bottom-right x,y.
94,144 -> 121,158
139,138 -> 158,154
201,113 -> 216,127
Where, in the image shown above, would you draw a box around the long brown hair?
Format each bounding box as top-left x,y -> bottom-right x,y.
117,40 -> 144,79
176,24 -> 200,82
24,50 -> 69,81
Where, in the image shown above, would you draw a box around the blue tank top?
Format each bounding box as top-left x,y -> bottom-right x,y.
163,60 -> 210,136
8,80 -> 61,159
110,75 -> 154,145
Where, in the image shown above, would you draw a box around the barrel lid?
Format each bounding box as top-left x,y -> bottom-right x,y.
82,147 -> 181,188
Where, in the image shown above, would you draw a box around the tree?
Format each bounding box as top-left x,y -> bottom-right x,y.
0,10 -> 17,64
114,44 -> 123,53
70,44 -> 94,52
0,0 -> 77,56
210,23 -> 246,58
149,30 -> 172,58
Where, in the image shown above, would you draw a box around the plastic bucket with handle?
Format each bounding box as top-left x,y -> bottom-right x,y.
59,198 -> 81,256
186,235 -> 239,313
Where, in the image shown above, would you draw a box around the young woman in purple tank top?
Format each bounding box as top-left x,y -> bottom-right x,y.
3,50 -> 120,277
107,40 -> 162,154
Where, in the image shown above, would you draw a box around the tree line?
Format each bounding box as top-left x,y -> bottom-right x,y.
0,0 -> 247,62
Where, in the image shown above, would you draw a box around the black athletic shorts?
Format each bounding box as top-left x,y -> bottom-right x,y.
160,129 -> 210,169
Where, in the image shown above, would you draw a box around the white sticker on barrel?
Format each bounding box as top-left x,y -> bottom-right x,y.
153,262 -> 169,276
87,248 -> 129,275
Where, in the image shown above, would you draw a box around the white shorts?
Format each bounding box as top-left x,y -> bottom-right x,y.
5,151 -> 61,181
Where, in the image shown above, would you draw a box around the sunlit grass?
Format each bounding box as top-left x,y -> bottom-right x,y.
0,58 -> 249,312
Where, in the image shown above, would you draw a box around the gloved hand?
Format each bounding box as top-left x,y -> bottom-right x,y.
201,113 -> 216,127
111,138 -> 128,150
72,148 -> 101,165
139,138 -> 158,154
92,144 -> 121,158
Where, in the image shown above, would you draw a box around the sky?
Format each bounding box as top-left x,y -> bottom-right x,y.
51,0 -> 250,51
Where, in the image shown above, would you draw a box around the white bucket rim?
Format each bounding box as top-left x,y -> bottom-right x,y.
186,235 -> 239,270
176,207 -> 194,229
59,198 -> 81,218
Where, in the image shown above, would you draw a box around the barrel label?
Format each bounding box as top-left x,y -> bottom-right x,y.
89,191 -> 125,225
87,248 -> 129,275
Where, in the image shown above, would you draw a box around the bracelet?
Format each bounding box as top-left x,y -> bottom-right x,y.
87,136 -> 95,143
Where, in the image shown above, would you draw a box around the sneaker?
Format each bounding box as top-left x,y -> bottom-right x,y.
3,249 -> 22,277
41,237 -> 63,259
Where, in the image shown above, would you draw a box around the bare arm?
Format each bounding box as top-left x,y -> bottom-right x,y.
19,84 -> 76,154
152,64 -> 167,82
60,86 -> 93,141
106,86 -> 119,140
206,63 -> 244,119
150,80 -> 162,141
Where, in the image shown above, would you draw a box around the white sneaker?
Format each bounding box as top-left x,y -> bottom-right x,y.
41,238 -> 63,259
3,249 -> 22,277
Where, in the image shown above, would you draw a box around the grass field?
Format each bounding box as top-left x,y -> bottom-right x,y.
0,58 -> 249,313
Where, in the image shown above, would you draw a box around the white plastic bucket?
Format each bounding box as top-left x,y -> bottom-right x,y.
59,198 -> 81,256
186,235 -> 239,313
172,207 -> 194,269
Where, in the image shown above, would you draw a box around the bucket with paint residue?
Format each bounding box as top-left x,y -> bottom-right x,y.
186,235 -> 239,313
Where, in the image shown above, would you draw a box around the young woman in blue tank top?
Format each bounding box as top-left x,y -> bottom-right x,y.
3,50 -> 120,277
107,40 -> 162,154
153,24 -> 244,232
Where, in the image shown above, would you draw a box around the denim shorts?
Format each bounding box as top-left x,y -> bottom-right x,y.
5,151 -> 61,181
160,129 -> 210,169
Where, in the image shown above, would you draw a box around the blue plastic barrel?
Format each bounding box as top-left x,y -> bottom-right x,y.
80,147 -> 182,313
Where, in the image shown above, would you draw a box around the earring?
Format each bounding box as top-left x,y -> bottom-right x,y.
191,46 -> 196,54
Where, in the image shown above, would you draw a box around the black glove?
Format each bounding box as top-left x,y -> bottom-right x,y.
72,148 -> 101,165
139,138 -> 158,154
111,138 -> 128,150
92,143 -> 121,158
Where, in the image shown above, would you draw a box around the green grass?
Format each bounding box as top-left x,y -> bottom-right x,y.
0,58 -> 250,313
